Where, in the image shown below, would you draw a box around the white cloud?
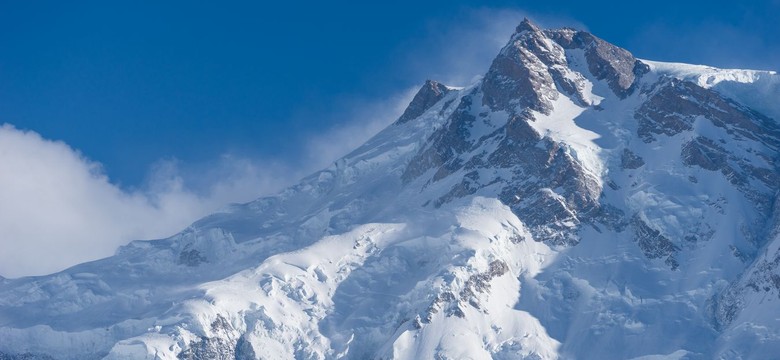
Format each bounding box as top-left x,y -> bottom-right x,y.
0,124 -> 296,278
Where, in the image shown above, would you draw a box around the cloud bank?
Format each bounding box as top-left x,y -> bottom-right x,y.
0,125 -> 300,278
0,88 -> 417,278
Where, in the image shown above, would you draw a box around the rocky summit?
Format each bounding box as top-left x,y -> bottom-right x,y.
1,18 -> 780,360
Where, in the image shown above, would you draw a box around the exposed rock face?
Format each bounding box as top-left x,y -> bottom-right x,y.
712,196 -> 780,332
631,75 -> 780,214
681,136 -> 730,172
620,149 -> 645,169
423,260 -> 510,322
681,135 -> 779,211
233,336 -> 257,360
631,215 -> 681,270
178,337 -> 235,360
482,19 -> 561,113
482,18 -> 647,115
405,19 -> 636,246
636,78 -> 780,147
403,90 -> 608,245
178,315 -> 239,360
459,260 -> 509,310
178,247 -> 207,266
401,93 -> 477,183
545,27 -> 648,98
401,20 -> 779,277
396,80 -> 452,124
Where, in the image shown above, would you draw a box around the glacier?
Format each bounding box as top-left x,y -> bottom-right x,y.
1,18 -> 779,359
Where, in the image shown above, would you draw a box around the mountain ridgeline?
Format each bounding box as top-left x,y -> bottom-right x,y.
2,18 -> 780,360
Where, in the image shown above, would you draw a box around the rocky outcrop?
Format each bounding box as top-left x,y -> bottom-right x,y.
712,196 -> 780,330
712,241 -> 780,330
403,19 -> 644,246
422,260 -> 509,322
396,80 -> 452,124
682,136 -> 779,211
632,76 -> 780,214
632,215 -> 681,270
404,19 -> 657,246
178,315 -> 239,360
401,93 -> 477,182
178,247 -> 207,267
636,80 -> 698,142
482,19 -> 560,114
234,336 -> 257,360
620,149 -> 645,169
481,18 -> 647,114
545,27 -> 648,98
459,260 -> 510,310
403,84 -> 608,245
681,137 -> 730,172
636,78 -> 780,147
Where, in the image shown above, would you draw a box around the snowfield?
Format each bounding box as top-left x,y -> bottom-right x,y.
1,19 -> 780,359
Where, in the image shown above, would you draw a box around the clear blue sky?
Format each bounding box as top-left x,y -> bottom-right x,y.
1,0 -> 778,187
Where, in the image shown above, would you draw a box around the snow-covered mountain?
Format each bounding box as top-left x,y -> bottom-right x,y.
2,18 -> 780,359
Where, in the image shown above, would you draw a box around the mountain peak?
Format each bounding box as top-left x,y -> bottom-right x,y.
396,79 -> 452,124
544,28 -> 649,97
482,18 -> 650,113
3,18 -> 780,360
515,17 -> 541,34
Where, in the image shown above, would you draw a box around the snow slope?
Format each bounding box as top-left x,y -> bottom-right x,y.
1,18 -> 779,359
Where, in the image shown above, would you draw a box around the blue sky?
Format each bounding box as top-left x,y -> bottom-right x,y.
2,0 -> 778,187
0,0 -> 778,277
